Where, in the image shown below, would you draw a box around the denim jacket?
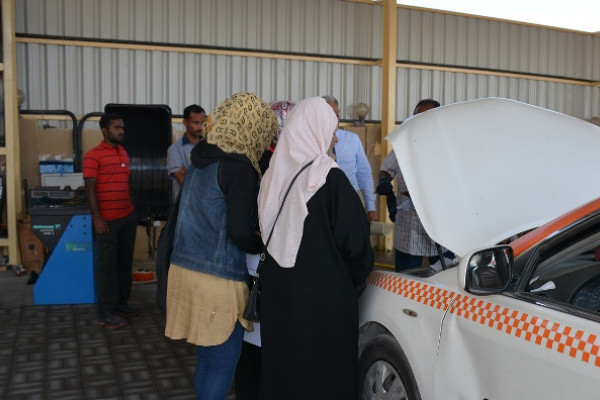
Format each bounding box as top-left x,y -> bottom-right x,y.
170,161 -> 248,282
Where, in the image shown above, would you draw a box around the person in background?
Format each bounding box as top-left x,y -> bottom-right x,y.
257,101 -> 295,173
166,104 -> 206,203
156,104 -> 206,313
164,92 -> 277,400
258,97 -> 374,399
377,98 -> 453,271
234,100 -> 295,400
83,113 -> 138,330
322,95 -> 378,222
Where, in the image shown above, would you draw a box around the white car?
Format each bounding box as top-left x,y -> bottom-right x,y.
358,98 -> 600,400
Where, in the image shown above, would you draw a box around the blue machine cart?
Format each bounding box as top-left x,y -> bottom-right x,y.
30,206 -> 95,305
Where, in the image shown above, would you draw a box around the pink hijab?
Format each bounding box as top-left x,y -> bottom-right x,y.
258,97 -> 339,268
269,100 -> 295,152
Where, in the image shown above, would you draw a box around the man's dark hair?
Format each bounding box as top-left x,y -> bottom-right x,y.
413,99 -> 441,115
99,113 -> 123,129
183,104 -> 206,119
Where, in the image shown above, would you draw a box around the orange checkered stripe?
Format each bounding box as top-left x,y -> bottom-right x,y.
367,271 -> 600,369
367,272 -> 455,311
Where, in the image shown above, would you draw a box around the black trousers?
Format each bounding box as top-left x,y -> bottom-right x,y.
234,342 -> 262,400
94,211 -> 137,314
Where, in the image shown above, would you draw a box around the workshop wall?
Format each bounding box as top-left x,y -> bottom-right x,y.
14,0 -> 600,122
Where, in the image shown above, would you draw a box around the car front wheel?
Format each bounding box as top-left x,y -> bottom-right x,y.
358,334 -> 420,400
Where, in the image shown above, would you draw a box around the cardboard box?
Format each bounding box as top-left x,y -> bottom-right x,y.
18,222 -> 45,274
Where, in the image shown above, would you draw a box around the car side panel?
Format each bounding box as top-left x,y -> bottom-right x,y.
435,292 -> 600,399
359,271 -> 452,400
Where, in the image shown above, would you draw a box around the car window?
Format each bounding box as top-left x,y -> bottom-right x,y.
524,230 -> 600,314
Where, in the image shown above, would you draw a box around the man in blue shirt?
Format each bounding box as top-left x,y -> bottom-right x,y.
166,104 -> 206,202
323,96 -> 378,222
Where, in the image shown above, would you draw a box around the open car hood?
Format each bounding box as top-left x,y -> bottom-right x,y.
387,98 -> 600,257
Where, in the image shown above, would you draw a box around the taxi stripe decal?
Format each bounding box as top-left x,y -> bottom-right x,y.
368,270 -> 455,311
367,271 -> 600,369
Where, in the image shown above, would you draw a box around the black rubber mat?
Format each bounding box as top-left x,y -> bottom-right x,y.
104,104 -> 172,223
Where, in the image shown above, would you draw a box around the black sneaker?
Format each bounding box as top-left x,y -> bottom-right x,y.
98,311 -> 127,330
115,305 -> 139,318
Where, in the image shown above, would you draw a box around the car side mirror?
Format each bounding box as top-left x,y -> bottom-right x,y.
459,246 -> 513,295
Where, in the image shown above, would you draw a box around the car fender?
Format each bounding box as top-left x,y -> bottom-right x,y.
359,270 -> 456,400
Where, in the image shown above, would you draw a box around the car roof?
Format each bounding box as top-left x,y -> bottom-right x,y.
511,196 -> 600,257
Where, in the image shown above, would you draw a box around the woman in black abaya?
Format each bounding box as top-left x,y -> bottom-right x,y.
258,96 -> 374,399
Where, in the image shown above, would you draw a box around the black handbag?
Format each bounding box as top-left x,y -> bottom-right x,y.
243,161 -> 314,323
243,257 -> 263,322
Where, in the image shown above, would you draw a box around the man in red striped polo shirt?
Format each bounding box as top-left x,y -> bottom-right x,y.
84,113 -> 138,329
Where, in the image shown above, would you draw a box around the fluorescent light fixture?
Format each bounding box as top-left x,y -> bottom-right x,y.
397,0 -> 599,33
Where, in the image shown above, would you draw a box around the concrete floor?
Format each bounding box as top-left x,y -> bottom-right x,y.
0,266 -> 205,399
0,250 -> 394,399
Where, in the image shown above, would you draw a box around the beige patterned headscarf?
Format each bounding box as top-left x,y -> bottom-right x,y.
205,92 -> 278,176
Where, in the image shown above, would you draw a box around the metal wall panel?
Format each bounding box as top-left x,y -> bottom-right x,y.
397,8 -> 600,81
394,68 -> 599,122
16,0 -> 381,58
15,0 -> 382,117
13,0 -> 600,122
16,43 -> 379,119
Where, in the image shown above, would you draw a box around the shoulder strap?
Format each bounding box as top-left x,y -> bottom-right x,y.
264,160 -> 314,248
